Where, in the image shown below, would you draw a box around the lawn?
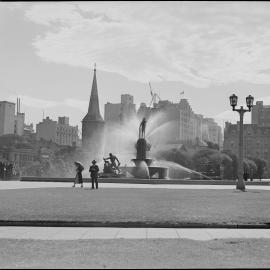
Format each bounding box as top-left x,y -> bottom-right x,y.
0,238 -> 270,268
0,187 -> 269,226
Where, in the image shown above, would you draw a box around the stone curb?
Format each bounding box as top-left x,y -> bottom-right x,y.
0,220 -> 269,229
20,177 -> 270,186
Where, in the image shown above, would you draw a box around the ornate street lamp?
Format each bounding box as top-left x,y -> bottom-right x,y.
229,94 -> 238,111
229,93 -> 254,191
246,95 -> 254,111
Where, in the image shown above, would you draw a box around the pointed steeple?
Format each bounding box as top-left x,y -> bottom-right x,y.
83,64 -> 103,122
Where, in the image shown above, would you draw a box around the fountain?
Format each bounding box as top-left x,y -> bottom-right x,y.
120,118 -> 169,179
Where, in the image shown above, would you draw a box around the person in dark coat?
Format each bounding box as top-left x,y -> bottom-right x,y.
73,162 -> 84,188
243,171 -> 249,181
89,160 -> 99,189
0,162 -> 4,179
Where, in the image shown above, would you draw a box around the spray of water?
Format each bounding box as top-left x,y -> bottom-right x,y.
153,160 -> 215,180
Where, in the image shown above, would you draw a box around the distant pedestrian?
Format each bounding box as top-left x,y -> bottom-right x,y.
89,160 -> 99,189
243,171 -> 249,181
73,161 -> 84,188
0,162 -> 4,179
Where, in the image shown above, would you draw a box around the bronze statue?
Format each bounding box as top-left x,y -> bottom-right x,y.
139,117 -> 147,139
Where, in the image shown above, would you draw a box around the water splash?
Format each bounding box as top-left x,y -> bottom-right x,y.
153,160 -> 215,180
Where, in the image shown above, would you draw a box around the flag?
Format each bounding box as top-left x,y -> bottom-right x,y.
150,90 -> 154,97
180,91 -> 184,95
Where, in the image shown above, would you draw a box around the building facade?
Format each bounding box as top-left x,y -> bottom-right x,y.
252,101 -> 270,126
14,112 -> 25,136
0,99 -> 25,137
0,101 -> 15,136
0,146 -> 39,168
104,94 -> 136,124
137,98 -> 221,147
223,122 -> 270,176
36,116 -> 78,146
202,117 -> 222,147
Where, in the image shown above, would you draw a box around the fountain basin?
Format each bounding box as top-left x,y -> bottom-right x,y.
132,158 -> 153,167
120,166 -> 169,179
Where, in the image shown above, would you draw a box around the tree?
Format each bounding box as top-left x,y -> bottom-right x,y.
192,148 -> 219,177
208,152 -> 232,178
156,148 -> 192,169
222,150 -> 238,180
243,158 -> 257,180
155,148 -> 193,179
206,141 -> 220,151
247,156 -> 267,180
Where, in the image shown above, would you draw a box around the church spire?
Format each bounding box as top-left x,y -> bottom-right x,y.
84,64 -> 103,121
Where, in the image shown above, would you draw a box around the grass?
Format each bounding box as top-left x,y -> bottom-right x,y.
0,187 -> 269,225
0,238 -> 270,268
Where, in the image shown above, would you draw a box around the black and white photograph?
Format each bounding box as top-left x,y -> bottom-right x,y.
0,1 -> 270,269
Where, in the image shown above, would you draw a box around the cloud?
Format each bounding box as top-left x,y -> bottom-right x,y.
9,94 -> 88,112
63,98 -> 88,111
23,2 -> 270,87
9,94 -> 60,108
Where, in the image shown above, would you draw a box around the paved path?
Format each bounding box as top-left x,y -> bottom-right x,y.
0,227 -> 269,240
1,181 -> 270,190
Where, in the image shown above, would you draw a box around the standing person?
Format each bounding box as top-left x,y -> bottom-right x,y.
243,171 -> 248,182
0,162 -> 4,179
73,162 -> 84,188
89,160 -> 99,189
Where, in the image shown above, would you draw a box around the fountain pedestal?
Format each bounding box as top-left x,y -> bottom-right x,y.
128,137 -> 168,179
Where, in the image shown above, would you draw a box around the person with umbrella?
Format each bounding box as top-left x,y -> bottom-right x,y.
72,161 -> 84,188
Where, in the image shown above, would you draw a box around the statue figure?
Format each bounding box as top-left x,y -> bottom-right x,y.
104,153 -> 121,174
139,117 -> 147,139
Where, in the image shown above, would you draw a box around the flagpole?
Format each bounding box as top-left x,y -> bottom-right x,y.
179,91 -> 185,102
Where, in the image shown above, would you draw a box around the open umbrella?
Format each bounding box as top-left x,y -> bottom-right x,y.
74,161 -> 84,170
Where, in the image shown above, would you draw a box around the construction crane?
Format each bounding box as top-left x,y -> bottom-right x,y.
148,82 -> 161,108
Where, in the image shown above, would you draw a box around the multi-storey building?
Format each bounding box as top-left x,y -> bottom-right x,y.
202,118 -> 222,147
0,146 -> 39,169
0,99 -> 25,137
252,101 -> 270,126
14,112 -> 25,136
0,101 -> 15,136
137,98 -> 221,147
137,102 -> 152,120
23,123 -> 35,140
103,94 -> 136,158
36,116 -> 78,146
104,94 -> 136,124
223,122 -> 270,176
179,99 -> 201,143
14,98 -> 25,136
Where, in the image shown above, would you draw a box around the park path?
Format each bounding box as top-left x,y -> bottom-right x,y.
0,181 -> 270,190
0,227 -> 270,240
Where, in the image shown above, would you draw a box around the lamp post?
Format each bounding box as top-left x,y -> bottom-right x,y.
229,94 -> 254,191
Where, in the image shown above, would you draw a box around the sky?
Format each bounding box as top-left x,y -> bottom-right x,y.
1,1 -> 270,131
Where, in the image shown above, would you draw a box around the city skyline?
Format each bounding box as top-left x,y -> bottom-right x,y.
2,2 -> 270,127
